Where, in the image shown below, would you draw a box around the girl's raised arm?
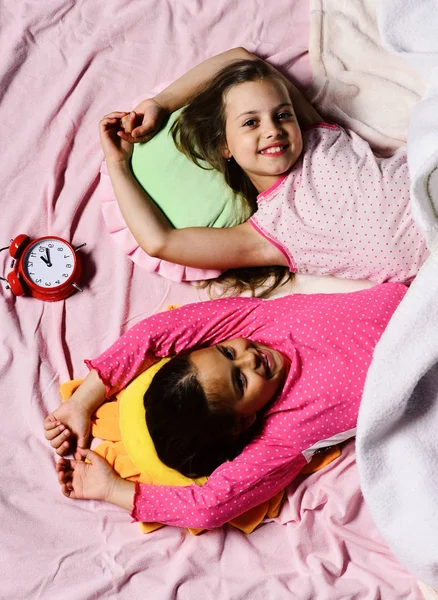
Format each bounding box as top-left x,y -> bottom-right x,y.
122,48 -> 253,143
127,47 -> 321,142
153,47 -> 253,115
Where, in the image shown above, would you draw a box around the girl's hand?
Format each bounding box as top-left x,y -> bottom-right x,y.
118,98 -> 169,144
99,112 -> 133,164
44,370 -> 106,458
44,401 -> 91,457
56,448 -> 120,502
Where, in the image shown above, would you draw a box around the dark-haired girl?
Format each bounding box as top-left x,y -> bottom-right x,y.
45,281 -> 405,530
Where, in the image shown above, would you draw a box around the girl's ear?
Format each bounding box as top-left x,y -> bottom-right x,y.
221,144 -> 232,160
233,413 -> 256,435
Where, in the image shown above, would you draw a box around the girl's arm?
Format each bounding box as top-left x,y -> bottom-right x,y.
130,445 -> 306,529
153,47 -> 253,114
124,48 -> 252,142
106,159 -> 286,270
151,47 -> 320,124
86,296 -> 262,397
125,47 -> 321,142
57,437 -> 307,530
284,80 -> 323,127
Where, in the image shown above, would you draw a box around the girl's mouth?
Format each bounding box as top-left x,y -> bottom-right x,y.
259,145 -> 289,157
258,348 -> 273,378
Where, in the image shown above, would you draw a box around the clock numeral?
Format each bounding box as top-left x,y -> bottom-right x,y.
28,262 -> 33,267
48,243 -> 54,248
39,247 -> 45,252
63,273 -> 68,278
36,278 -> 42,283
57,247 -> 64,251
30,252 -> 36,258
45,282 -> 52,287
66,264 -> 72,269
64,255 -> 70,259
55,280 -> 61,285
29,272 -> 35,276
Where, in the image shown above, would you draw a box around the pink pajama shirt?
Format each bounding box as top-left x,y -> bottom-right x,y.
250,124 -> 428,284
87,283 -> 406,529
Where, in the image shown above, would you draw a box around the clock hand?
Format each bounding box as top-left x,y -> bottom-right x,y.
45,248 -> 52,267
40,255 -> 49,265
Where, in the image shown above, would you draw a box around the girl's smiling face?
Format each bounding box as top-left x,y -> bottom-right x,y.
222,77 -> 303,193
189,338 -> 287,420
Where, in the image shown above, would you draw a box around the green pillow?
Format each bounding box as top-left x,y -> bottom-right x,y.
130,109 -> 253,228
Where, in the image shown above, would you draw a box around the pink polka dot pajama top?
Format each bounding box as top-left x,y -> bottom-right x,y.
249,124 -> 428,284
87,283 -> 406,529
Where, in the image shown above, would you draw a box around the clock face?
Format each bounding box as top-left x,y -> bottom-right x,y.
22,238 -> 75,289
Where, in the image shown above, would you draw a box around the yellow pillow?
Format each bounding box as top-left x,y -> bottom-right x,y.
119,359 -> 207,487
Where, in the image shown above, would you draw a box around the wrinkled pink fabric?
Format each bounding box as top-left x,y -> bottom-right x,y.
0,0 -> 421,598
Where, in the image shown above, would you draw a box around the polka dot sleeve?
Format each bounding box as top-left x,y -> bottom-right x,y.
85,296 -> 262,397
131,443 -> 307,529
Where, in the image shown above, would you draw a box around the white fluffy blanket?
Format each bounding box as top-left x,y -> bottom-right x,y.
356,0 -> 438,587
307,0 -> 425,155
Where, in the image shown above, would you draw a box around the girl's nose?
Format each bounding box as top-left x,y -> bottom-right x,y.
263,120 -> 282,138
236,349 -> 259,371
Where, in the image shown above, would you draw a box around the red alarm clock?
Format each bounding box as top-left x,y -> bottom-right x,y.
2,234 -> 85,301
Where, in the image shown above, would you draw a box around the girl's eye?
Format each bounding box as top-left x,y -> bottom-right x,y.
243,119 -> 257,127
237,372 -> 246,392
278,112 -> 292,120
223,347 -> 235,359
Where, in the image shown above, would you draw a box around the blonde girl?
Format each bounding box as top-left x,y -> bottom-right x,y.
100,47 -> 427,293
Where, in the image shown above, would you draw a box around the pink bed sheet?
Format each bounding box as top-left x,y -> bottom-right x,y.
0,0 -> 421,598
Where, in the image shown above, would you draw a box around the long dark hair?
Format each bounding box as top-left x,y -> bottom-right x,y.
170,58 -> 294,298
144,353 -> 263,477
